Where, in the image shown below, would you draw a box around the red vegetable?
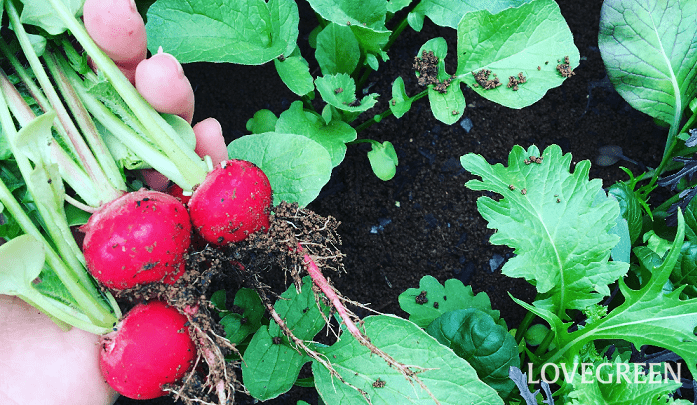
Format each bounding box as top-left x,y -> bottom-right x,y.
99,300 -> 196,399
135,48 -> 195,123
81,190 -> 191,289
188,159 -> 273,245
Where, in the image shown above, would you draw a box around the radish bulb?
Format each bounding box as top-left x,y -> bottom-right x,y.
81,190 -> 191,289
188,159 -> 273,245
99,300 -> 196,399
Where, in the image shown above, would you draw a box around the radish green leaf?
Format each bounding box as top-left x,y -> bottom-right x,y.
599,0 -> 697,128
145,0 -> 299,64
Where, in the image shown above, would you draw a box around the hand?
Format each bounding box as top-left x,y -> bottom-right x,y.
0,295 -> 119,405
83,0 -> 227,191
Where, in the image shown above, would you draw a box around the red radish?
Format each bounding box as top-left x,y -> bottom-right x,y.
188,159 -> 272,245
166,183 -> 191,205
82,190 -> 191,289
99,300 -> 196,399
83,0 -> 147,68
135,48 -> 195,123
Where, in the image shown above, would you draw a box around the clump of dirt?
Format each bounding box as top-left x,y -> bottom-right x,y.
556,56 -> 575,78
413,50 -> 454,93
472,68 -> 502,89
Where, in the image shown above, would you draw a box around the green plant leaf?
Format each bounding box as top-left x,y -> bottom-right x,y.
389,76 -> 412,119
312,315 -> 504,405
599,0 -> 697,128
316,23 -> 360,76
242,276 -> 327,400
408,0 -> 532,30
398,275 -> 500,327
227,132 -> 333,206
145,0 -> 299,64
315,73 -> 379,113
246,109 -> 278,134
306,0 -> 390,61
387,0 -> 412,14
242,326 -> 306,400
426,309 -> 519,399
608,182 -> 644,244
275,101 -> 357,167
19,0 -> 83,35
519,213 -> 697,379
0,234 -> 45,297
366,141 -> 398,181
220,288 -> 264,344
418,37 -> 465,124
461,144 -> 628,317
274,48 -> 314,96
567,358 -> 691,405
456,0 -> 579,109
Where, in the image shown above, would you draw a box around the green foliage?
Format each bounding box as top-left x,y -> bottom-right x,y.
398,275 -> 500,327
227,132 -> 333,207
312,315 -> 505,405
456,0 -> 579,109
242,276 -> 328,400
566,358 -> 691,405
426,309 -> 520,399
218,288 -> 265,345
367,140 -> 398,181
145,0 -> 578,185
462,144 -> 629,316
146,0 -> 299,64
599,0 -> 697,130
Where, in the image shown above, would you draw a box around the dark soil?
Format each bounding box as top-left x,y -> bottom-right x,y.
115,1 -> 668,404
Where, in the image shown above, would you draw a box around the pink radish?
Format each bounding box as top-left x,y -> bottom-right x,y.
188,159 -> 272,245
135,48 -> 195,123
99,300 -> 196,399
83,0 -> 147,69
81,189 -> 191,289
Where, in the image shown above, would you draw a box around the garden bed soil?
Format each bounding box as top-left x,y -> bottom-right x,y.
115,0 -> 667,404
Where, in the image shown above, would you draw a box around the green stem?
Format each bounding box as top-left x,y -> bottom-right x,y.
515,310 -> 536,344
5,0 -> 121,206
47,0 -> 208,190
354,89 -> 428,133
45,52 -> 127,195
533,329 -> 555,357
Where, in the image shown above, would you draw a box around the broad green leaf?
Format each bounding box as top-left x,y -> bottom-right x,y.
389,76 -> 412,119
242,327 -> 306,400
242,277 -> 327,400
608,182 -> 644,244
275,101 -> 356,167
599,0 -> 697,128
274,48 -> 314,96
227,132 -> 333,206
418,38 -> 465,124
246,109 -> 278,134
145,0 -> 299,64
461,145 -> 628,317
14,111 -> 55,164
398,275 -> 500,327
315,73 -> 378,113
426,309 -> 519,399
19,0 -> 83,35
313,315 -> 504,405
0,234 -> 45,297
316,23 -> 360,75
220,288 -> 264,344
456,0 -> 579,109
366,141 -> 398,181
387,0 -> 412,13
306,0 -> 391,61
408,0 -> 532,30
567,357 -> 690,405
269,276 -> 330,341
516,213 -> 697,379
